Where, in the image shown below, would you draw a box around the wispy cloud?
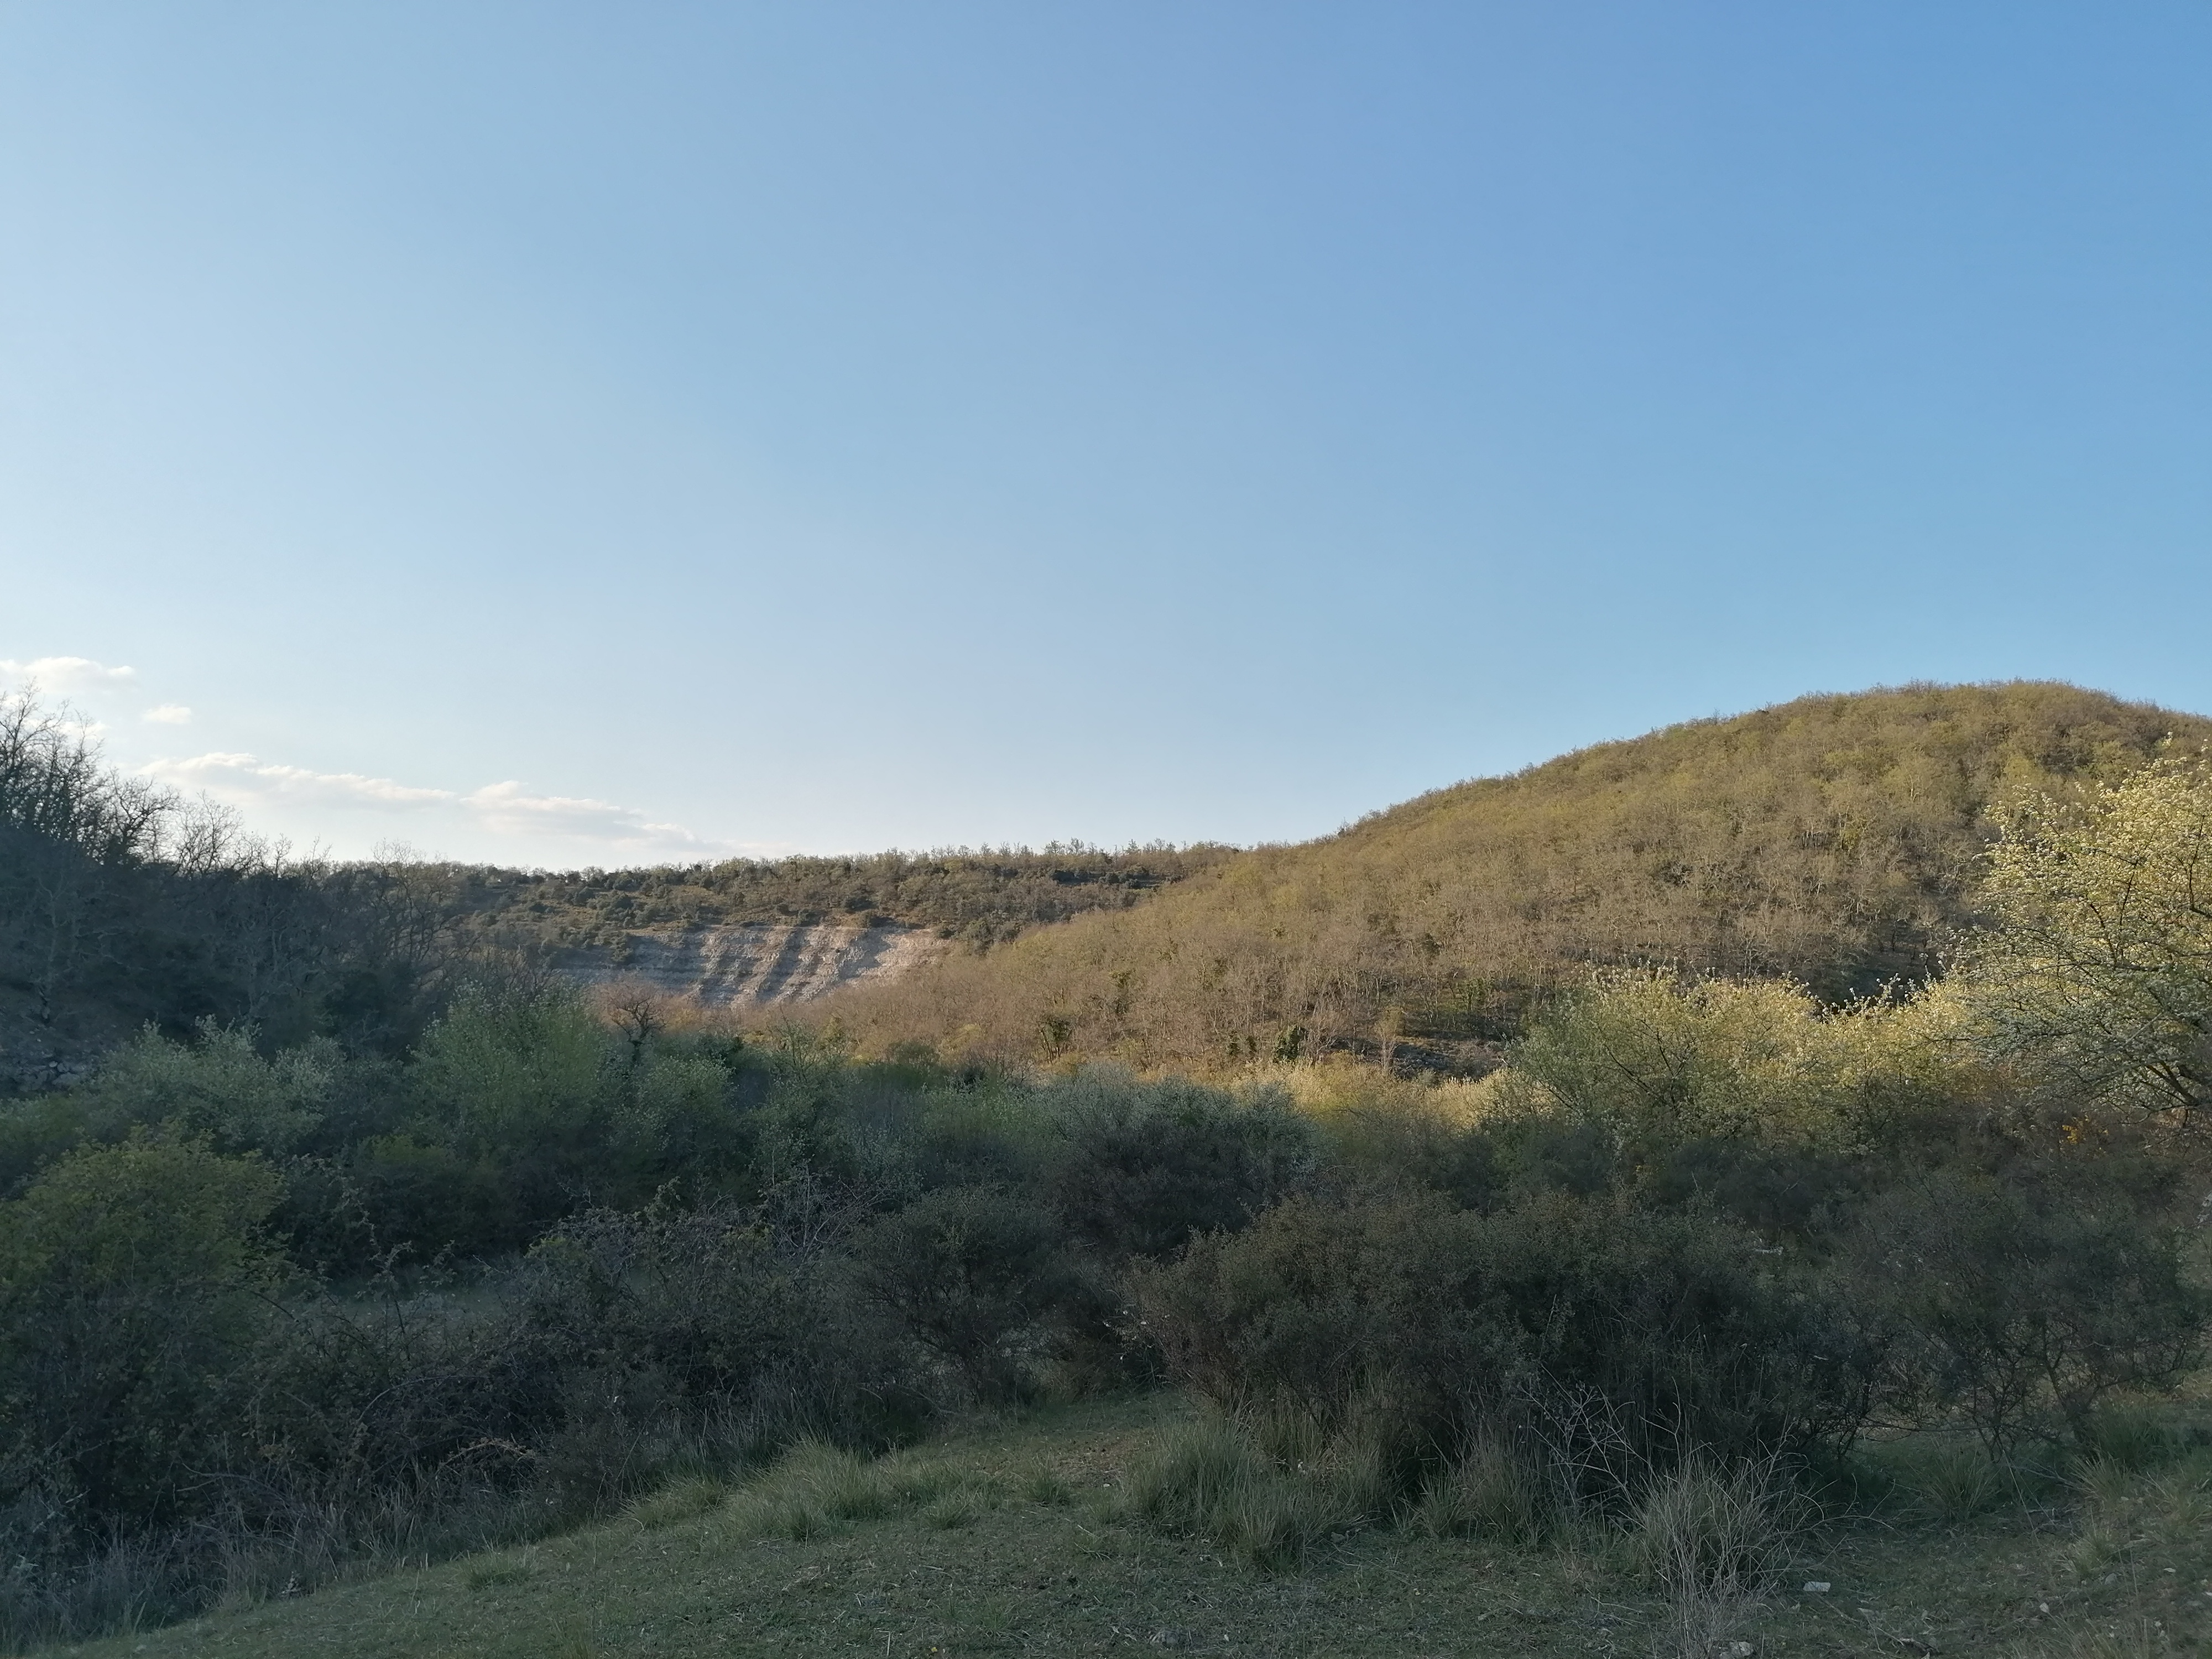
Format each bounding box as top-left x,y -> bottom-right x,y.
1,655 -> 138,693
144,753 -> 456,810
463,781 -> 715,849
3,657 -> 728,861
141,752 -> 719,855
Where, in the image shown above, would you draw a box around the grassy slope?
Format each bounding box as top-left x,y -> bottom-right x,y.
61,1396 -> 2211,1659
817,683 -> 2212,1075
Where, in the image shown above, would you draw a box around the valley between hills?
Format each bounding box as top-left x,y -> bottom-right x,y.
3,680 -> 2209,1659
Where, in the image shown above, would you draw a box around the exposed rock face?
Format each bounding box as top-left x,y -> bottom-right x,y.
552,924 -> 946,1008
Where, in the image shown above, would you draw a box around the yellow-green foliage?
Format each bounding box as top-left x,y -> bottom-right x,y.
1279,1058 -> 1508,1129
1955,754 -> 2212,1126
0,1136 -> 284,1524
0,1133 -> 282,1301
411,988 -> 611,1147
812,684 -> 2210,1076
60,1019 -> 336,1155
1504,969 -> 1978,1151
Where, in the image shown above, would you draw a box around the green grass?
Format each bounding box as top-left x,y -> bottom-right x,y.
43,1396 -> 2212,1659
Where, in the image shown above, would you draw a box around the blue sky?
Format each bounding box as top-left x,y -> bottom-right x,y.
3,3 -> 2206,865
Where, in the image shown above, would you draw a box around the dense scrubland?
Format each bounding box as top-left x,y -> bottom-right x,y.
814,682 -> 2212,1075
459,844 -> 1238,951
3,682 -> 2211,1656
0,688 -> 1230,1082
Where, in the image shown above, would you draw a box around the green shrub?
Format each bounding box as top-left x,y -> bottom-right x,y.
1636,1135 -> 1865,1239
509,1203 -> 926,1453
1132,1186 -> 1475,1426
66,1021 -> 336,1156
1135,1185 -> 1872,1505
0,1022 -> 349,1203
1307,1087 -> 1509,1212
1876,1438 -> 2005,1522
2078,1401 -> 2193,1473
197,1193 -> 930,1579
1040,1071 -> 1316,1260
0,1136 -> 283,1529
363,986 -> 745,1254
343,1130 -> 500,1257
849,1184 -> 1092,1402
1843,1161 -> 2208,1453
411,985 -> 611,1149
0,1092 -> 106,1202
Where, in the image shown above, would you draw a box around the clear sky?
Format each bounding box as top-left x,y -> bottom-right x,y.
3,3 -> 2206,867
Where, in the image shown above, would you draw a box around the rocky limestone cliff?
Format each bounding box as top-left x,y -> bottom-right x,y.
552,923 -> 946,1008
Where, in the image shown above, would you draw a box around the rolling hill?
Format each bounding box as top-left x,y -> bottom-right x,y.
810,682 -> 2212,1074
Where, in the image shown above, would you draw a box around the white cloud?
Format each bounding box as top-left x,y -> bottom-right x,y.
1,655 -> 138,693
143,752 -> 456,810
3,661 -> 725,862
462,781 -> 716,851
139,753 -> 720,857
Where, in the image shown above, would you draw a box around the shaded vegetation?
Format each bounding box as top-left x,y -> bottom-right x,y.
0,694 -> 467,1074
3,958 -> 2204,1647
47,1392 -> 2212,1659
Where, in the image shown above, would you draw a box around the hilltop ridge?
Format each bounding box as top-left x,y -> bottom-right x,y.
440,842 -> 1235,951
9,682 -> 2206,1087
810,681 -> 2212,1073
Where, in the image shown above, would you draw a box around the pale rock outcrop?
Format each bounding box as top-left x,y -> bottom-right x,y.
553,924 -> 944,1008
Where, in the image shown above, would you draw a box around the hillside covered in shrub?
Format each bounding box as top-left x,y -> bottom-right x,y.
0,688 -> 1228,1088
812,682 -> 2212,1074
4,683 -> 2212,1653
443,844 -> 1238,951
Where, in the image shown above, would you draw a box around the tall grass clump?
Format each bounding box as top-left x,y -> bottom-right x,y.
728,1443 -> 899,1541
1413,1431 -> 1552,1545
1631,1457 -> 1804,1659
1120,1417 -> 1358,1570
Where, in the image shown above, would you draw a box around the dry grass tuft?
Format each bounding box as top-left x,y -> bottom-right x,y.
1631,1458 -> 1805,1659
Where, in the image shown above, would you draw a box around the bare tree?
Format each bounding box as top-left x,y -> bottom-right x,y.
0,692 -> 174,1022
